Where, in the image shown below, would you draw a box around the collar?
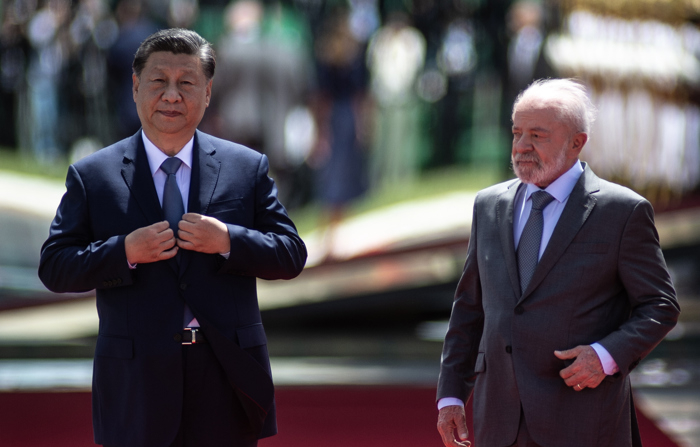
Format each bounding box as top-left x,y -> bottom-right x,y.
141,130 -> 194,176
524,161 -> 583,204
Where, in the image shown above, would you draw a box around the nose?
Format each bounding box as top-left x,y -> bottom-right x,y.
162,82 -> 182,102
513,133 -> 532,153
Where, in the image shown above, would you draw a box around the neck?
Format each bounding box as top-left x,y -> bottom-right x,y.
143,130 -> 193,156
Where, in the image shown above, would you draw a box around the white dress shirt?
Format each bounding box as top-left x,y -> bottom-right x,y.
438,162 -> 618,411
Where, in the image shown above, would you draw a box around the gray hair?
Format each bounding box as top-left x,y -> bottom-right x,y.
512,78 -> 597,134
133,28 -> 215,80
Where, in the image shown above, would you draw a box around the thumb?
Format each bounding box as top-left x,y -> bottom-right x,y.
554,347 -> 580,360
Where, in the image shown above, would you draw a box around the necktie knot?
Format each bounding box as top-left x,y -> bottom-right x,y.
531,190 -> 554,211
161,157 -> 183,176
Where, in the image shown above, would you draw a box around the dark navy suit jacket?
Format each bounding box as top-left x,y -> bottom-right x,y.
39,130 -> 307,447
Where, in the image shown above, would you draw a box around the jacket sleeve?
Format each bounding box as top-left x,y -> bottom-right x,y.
598,199 -> 679,375
38,165 -> 134,293
437,197 -> 484,403
218,155 -> 307,280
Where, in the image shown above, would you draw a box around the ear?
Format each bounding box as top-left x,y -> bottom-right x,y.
132,73 -> 140,102
570,132 -> 588,157
205,78 -> 213,107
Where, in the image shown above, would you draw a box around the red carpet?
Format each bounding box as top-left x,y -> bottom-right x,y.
0,387 -> 679,447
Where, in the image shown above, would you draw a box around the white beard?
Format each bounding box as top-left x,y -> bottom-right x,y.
512,141 -> 569,185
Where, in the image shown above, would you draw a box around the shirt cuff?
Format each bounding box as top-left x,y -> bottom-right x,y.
437,397 -> 465,410
591,342 -> 619,375
220,252 -> 230,259
128,261 -> 137,269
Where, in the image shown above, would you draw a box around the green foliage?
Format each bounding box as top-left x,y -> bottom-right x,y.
0,149 -> 69,180
290,164 -> 508,234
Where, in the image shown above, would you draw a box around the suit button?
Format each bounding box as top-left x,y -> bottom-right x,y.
514,306 -> 524,315
505,346 -> 512,354
180,283 -> 187,290
173,333 -> 182,342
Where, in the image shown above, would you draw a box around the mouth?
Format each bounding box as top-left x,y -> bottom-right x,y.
158,110 -> 182,118
514,156 -> 540,166
515,160 -> 536,166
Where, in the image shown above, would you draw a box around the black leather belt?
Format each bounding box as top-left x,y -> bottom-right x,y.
181,328 -> 207,345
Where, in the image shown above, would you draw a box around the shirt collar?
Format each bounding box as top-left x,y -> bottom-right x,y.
524,161 -> 583,204
141,130 -> 194,177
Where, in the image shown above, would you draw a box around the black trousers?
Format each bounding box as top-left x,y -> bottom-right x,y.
170,342 -> 258,447
107,342 -> 258,447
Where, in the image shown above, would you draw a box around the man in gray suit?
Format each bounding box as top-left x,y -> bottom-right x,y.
436,79 -> 679,447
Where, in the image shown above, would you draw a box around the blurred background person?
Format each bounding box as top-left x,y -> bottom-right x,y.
205,0 -> 312,206
26,0 -> 72,163
0,1 -> 30,152
309,9 -> 370,260
502,0 -> 553,131
107,0 -> 159,141
366,10 -> 425,190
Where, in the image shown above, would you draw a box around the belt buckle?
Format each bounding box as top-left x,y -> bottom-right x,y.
182,327 -> 198,345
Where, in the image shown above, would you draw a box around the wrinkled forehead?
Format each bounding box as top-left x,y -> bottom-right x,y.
513,96 -> 573,130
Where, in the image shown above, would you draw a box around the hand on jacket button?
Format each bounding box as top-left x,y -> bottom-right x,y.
177,213 -> 231,254
125,221 -> 178,264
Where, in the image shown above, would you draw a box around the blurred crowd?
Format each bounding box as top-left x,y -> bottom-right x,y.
0,0 -> 521,208
1,0 -> 700,215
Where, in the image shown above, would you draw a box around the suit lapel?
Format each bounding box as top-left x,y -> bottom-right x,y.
179,131 -> 222,274
120,132 -> 163,225
518,164 -> 600,303
497,180 -> 523,300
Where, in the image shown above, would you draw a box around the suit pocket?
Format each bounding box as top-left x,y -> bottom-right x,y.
474,352 -> 486,373
566,242 -> 609,254
208,197 -> 243,214
95,335 -> 133,359
236,323 -> 267,348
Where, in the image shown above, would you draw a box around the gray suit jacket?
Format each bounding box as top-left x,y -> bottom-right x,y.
437,163 -> 679,447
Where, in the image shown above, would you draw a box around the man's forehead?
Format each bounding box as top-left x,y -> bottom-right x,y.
144,51 -> 202,72
514,101 -> 561,124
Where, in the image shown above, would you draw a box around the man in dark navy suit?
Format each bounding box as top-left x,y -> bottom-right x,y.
39,28 -> 306,447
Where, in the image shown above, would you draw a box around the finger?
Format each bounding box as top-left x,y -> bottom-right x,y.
152,220 -> 171,231
182,212 -> 201,222
159,246 -> 178,259
155,226 -> 176,239
177,238 -> 195,250
177,229 -> 195,243
559,364 -> 577,380
178,220 -> 196,234
159,235 -> 176,248
554,348 -> 580,360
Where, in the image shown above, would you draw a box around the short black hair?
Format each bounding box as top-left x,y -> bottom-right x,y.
132,28 -> 215,80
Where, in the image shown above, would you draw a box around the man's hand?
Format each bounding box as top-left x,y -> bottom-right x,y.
555,345 -> 606,391
177,213 -> 231,254
125,221 -> 178,264
437,405 -> 471,447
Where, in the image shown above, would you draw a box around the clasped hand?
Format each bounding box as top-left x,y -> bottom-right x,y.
125,213 -> 230,264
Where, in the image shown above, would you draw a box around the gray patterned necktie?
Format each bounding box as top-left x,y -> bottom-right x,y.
517,190 -> 554,294
160,157 -> 185,234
